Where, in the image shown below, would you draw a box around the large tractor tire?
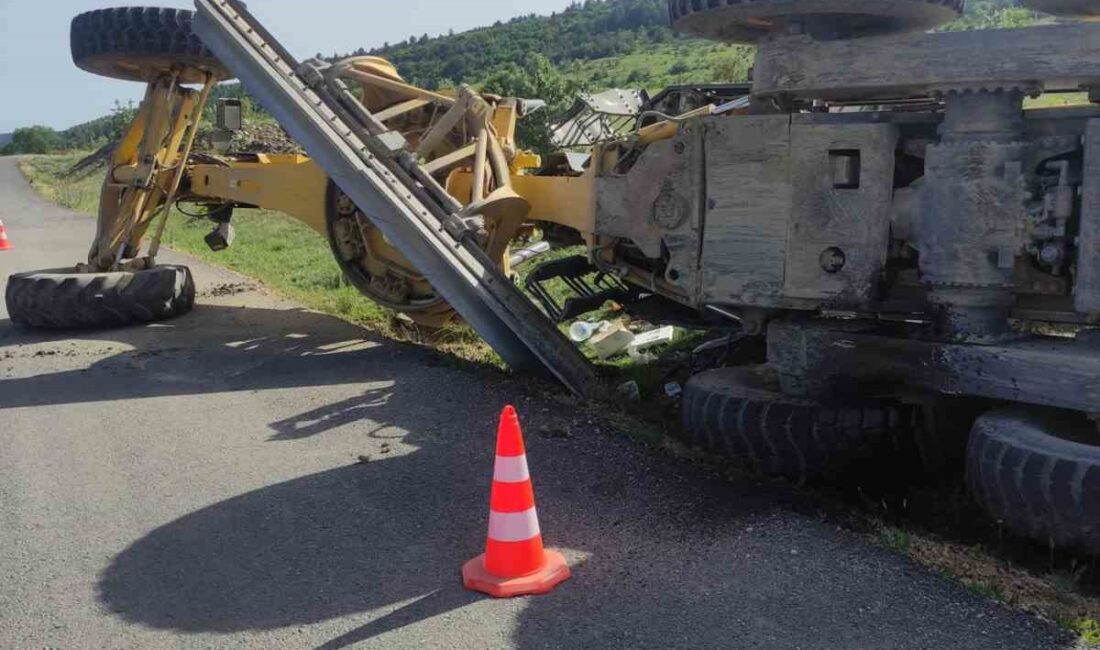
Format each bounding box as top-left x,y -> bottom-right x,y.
966,408 -> 1100,553
1022,0 -> 1100,20
668,0 -> 965,43
5,265 -> 195,330
681,366 -> 910,484
71,7 -> 231,84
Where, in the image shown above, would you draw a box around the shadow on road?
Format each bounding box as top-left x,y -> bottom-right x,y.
98,459 -> 486,639
0,302 -> 500,413
2,292 -> 1069,648
95,378 -> 1066,650
92,366 -> 817,647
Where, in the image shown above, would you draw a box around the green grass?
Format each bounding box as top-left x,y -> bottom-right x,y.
19,155 -> 101,210
163,207 -> 399,329
561,40 -> 751,92
967,580 -> 1007,603
878,526 -> 914,554
1026,93 -> 1091,109
1074,618 -> 1100,646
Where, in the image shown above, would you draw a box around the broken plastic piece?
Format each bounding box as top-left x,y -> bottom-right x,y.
569,320 -> 610,343
590,321 -> 636,359
629,326 -> 677,354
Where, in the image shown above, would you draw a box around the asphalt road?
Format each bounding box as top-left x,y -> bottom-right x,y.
0,156 -> 1072,649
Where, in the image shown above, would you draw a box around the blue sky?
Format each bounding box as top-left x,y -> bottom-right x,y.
0,0 -> 577,133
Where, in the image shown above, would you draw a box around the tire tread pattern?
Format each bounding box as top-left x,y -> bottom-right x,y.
681,367 -> 908,483
71,7 -> 228,82
5,265 -> 195,330
966,408 -> 1100,553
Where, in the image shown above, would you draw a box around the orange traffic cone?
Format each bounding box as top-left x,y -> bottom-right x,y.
462,406 -> 571,598
0,220 -> 12,251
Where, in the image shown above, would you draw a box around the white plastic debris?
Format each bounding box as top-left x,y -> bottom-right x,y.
568,320 -> 610,343
590,321 -> 636,359
628,325 -> 677,354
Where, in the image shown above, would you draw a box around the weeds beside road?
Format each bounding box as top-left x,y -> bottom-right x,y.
15,152 -> 1100,647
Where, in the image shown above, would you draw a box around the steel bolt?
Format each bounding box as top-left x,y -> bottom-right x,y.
820,247 -> 847,274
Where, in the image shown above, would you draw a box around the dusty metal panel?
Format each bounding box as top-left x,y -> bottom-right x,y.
784,117 -> 898,304
1077,119 -> 1100,315
700,115 -> 792,307
752,23 -> 1100,101
594,123 -> 705,298
700,115 -> 895,308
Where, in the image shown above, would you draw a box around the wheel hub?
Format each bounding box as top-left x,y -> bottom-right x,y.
326,182 -> 456,327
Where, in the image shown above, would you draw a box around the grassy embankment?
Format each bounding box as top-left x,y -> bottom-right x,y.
560,40 -> 750,91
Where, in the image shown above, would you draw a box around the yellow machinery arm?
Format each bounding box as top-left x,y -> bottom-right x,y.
93,43 -> 683,330
187,155 -> 598,246
168,56 -> 612,328
188,155 -> 330,235
90,71 -> 215,271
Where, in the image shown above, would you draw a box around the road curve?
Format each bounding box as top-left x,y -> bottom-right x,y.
0,157 -> 1069,649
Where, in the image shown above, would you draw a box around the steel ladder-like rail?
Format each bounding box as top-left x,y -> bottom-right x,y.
192,0 -> 598,396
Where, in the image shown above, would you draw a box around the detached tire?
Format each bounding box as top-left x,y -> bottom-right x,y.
681,367 -> 908,483
71,7 -> 231,84
6,266 -> 195,330
966,408 -> 1100,553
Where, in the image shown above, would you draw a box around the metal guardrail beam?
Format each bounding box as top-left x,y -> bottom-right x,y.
192,0 -> 598,396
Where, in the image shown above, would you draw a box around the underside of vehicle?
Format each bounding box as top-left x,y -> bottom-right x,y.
6,0 -> 1100,552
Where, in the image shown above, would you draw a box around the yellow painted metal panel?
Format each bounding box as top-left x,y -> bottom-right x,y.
189,155 -> 330,235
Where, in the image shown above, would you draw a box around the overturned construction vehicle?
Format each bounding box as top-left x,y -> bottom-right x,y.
7,0 -> 1100,552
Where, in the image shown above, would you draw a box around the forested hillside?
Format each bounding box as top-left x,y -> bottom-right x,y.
2,0 -> 1040,155
364,0 -> 1036,91
364,0 -> 673,89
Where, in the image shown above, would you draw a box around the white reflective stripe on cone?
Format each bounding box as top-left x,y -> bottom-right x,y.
487,507 -> 541,542
493,454 -> 530,484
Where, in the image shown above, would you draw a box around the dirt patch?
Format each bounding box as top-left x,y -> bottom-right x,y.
2,343 -> 127,360
201,282 -> 259,298
195,122 -> 303,155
